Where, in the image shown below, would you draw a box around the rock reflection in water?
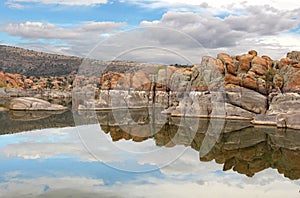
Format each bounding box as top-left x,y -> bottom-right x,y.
0,110 -> 75,134
1,108 -> 300,180
95,109 -> 300,180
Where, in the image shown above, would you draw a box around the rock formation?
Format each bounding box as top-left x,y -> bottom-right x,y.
9,97 -> 67,111
1,49 -> 300,129
73,50 -> 300,129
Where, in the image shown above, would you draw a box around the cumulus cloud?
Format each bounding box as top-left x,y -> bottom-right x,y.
2,3 -> 299,62
141,8 -> 299,48
4,21 -> 80,39
225,5 -> 299,35
124,0 -> 300,11
3,21 -> 125,40
2,20 -> 127,57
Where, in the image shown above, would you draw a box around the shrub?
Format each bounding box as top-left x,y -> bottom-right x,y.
0,81 -> 9,88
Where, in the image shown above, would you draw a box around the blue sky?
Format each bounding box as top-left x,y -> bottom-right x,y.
0,1 -> 166,25
0,0 -> 299,63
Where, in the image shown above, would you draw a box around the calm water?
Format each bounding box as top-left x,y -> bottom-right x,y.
1,109 -> 300,197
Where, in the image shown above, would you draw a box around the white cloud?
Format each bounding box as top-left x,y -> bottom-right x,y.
0,176 -> 105,198
3,21 -> 125,40
141,9 -> 299,48
8,0 -> 298,10
124,0 -> 300,11
2,3 -> 299,62
4,21 -> 80,39
6,0 -> 108,8
0,127 -> 115,162
1,170 -> 299,198
0,124 -> 190,172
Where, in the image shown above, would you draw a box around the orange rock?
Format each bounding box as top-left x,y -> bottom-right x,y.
116,73 -> 131,89
132,136 -> 148,142
217,53 -> 234,74
279,63 -> 300,92
226,63 -> 237,75
279,58 -> 292,69
283,77 -> 300,92
252,56 -> 268,69
224,73 -> 241,85
217,53 -> 232,63
110,73 -> 124,89
262,55 -> 273,70
250,63 -> 267,76
234,55 -> 241,61
262,55 -> 272,61
216,59 -> 225,74
100,72 -> 126,90
132,70 -> 151,91
242,75 -> 258,90
248,50 -> 258,56
287,51 -> 300,62
238,54 -> 254,73
292,63 -> 300,68
0,72 -> 25,88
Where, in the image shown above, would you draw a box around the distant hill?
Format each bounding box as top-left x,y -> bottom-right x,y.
0,45 -> 83,77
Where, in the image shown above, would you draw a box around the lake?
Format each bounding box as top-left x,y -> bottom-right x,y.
1,109 -> 300,197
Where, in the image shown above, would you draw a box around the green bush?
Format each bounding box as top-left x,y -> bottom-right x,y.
0,81 -> 9,88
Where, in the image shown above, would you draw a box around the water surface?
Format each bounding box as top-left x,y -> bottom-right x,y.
1,109 -> 300,197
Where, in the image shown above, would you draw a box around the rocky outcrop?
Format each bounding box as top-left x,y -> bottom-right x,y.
0,72 -> 74,91
0,88 -> 71,99
0,72 -> 24,88
277,112 -> 300,129
250,93 -> 300,128
267,93 -> 300,115
279,51 -> 300,92
1,49 -> 300,129
251,114 -> 276,125
9,97 -> 67,111
225,86 -> 267,114
71,50 -> 300,129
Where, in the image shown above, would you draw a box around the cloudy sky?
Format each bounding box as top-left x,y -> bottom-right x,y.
0,0 -> 300,63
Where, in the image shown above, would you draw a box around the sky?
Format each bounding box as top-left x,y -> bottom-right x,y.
0,0 -> 300,64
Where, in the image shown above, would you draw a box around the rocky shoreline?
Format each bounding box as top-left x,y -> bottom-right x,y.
1,50 -> 300,129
